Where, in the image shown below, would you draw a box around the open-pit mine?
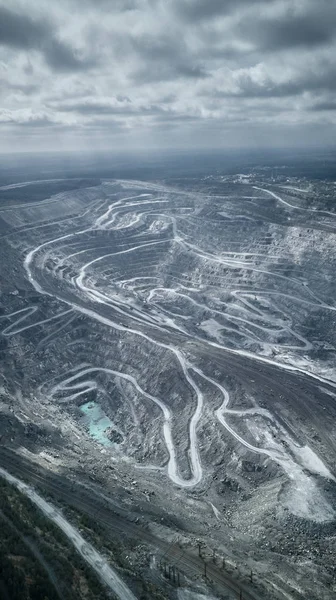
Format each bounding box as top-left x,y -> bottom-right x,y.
0,168 -> 335,600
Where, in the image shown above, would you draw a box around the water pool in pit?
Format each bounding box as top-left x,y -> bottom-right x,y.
79,401 -> 113,446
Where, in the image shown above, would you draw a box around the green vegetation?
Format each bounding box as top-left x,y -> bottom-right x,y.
67,508 -> 168,600
0,478 -> 112,600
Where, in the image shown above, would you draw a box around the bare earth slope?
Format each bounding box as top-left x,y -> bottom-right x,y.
0,173 -> 336,599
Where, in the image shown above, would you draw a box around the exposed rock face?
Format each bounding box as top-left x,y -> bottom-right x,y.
1,169 -> 336,600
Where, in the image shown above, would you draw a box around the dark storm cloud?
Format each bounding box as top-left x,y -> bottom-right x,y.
0,6 -> 95,71
43,39 -> 95,72
17,117 -> 59,127
209,82 -> 300,100
127,33 -> 208,83
131,63 -> 208,84
49,98 -> 166,116
68,0 -> 141,9
0,6 -> 46,49
0,79 -> 38,95
1,0 -> 336,151
0,110 -> 57,127
172,0 -> 268,22
242,5 -> 336,51
49,98 -> 198,125
310,101 -> 336,112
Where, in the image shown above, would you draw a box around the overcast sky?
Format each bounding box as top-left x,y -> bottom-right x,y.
1,0 -> 336,153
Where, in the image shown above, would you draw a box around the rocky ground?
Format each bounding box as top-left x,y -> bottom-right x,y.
0,164 -> 336,599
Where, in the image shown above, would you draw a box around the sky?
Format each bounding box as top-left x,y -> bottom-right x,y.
1,0 -> 336,153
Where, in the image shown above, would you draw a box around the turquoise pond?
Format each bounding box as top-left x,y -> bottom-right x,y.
79,401 -> 113,446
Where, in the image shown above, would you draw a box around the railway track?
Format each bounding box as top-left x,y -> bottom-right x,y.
0,447 -> 264,600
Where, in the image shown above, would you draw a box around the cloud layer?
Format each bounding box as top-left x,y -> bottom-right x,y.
1,0 -> 336,152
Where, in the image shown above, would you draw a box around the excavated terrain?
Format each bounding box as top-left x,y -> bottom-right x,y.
0,164 -> 336,600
